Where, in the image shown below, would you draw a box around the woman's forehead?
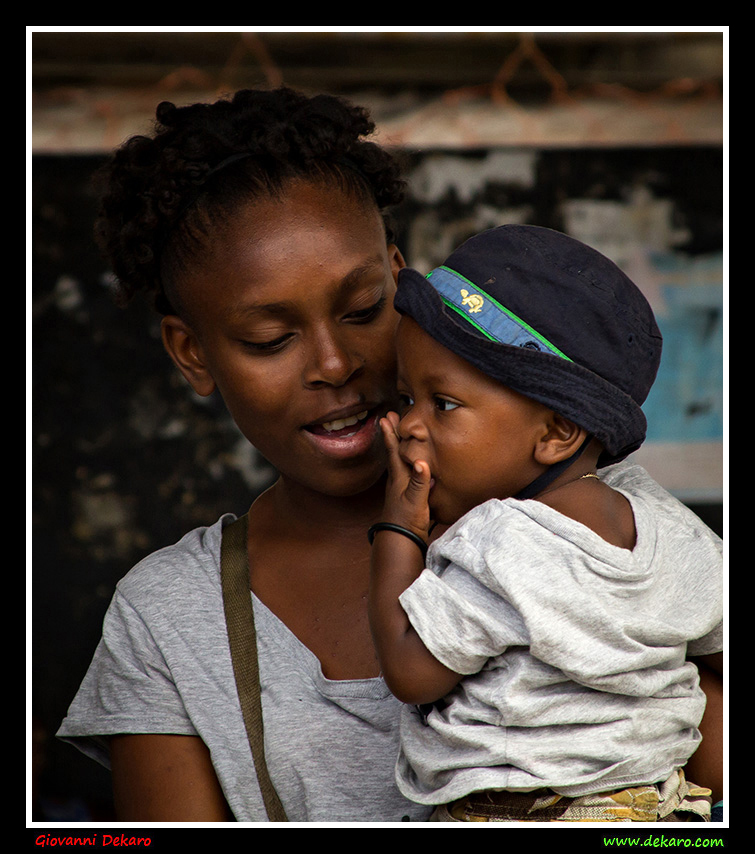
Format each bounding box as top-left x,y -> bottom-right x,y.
178,182 -> 390,313
221,182 -> 383,260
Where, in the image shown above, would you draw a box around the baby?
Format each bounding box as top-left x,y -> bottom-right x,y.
368,225 -> 723,822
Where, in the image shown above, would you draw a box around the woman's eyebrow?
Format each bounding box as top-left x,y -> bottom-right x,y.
337,255 -> 387,291
225,256 -> 388,320
227,299 -> 291,320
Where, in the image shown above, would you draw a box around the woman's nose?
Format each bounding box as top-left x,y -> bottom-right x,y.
303,328 -> 363,388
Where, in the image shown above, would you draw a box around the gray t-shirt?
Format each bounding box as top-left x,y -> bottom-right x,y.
397,463 -> 723,805
57,515 -> 431,823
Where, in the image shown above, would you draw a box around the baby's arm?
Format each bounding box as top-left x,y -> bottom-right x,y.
368,414 -> 463,705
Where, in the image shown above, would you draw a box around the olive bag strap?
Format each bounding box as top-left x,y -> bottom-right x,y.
220,513 -> 288,822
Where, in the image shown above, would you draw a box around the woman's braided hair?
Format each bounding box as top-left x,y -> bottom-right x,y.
94,87 -> 406,315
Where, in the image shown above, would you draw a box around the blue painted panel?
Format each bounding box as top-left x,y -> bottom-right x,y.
642,253 -> 724,442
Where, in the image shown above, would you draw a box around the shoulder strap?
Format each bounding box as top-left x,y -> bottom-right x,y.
220,514 -> 288,822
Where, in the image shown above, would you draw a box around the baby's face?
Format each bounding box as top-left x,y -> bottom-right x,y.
394,317 -> 554,525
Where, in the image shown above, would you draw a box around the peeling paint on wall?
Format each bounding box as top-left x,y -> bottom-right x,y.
404,151 -> 538,273
561,193 -> 723,444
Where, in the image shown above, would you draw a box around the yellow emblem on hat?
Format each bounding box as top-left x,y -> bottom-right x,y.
460,289 -> 484,313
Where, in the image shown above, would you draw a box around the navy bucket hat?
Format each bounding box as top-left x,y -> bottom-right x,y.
394,224 -> 662,472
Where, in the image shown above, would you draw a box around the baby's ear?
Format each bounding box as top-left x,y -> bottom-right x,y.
534,414 -> 588,466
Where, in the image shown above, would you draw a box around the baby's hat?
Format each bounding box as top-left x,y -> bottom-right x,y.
394,224 -> 662,466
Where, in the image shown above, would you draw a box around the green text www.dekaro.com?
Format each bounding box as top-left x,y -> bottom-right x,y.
603,832 -> 726,848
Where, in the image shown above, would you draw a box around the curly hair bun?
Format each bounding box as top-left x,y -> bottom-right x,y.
94,87 -> 406,313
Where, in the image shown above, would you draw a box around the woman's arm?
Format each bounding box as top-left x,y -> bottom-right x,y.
110,734 -> 233,821
684,653 -> 724,803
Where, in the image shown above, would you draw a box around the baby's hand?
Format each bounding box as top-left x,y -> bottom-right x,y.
379,413 -> 433,539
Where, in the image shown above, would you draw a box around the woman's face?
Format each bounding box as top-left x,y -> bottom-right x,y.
163,180 -> 404,498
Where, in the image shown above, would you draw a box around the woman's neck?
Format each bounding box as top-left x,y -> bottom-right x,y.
257,474 -> 387,540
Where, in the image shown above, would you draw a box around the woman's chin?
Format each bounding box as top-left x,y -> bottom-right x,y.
282,454 -> 388,503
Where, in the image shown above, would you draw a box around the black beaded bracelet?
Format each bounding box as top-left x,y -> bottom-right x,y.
368,523 -> 428,559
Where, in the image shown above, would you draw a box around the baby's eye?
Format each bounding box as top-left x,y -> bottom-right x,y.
398,392 -> 414,411
434,397 -> 459,412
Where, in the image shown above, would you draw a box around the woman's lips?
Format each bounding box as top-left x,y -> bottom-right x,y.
306,409 -> 369,436
302,409 -> 381,459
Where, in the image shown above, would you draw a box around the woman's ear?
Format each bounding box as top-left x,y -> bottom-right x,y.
388,244 -> 406,282
534,414 -> 588,466
160,315 -> 216,397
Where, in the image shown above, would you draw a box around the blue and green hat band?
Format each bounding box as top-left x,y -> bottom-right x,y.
427,266 -> 572,362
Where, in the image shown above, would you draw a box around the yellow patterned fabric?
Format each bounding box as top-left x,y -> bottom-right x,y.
428,769 -> 711,823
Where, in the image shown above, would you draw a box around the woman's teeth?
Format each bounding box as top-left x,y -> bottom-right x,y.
322,410 -> 369,432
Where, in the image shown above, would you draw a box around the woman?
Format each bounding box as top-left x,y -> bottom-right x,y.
57,87 -> 722,822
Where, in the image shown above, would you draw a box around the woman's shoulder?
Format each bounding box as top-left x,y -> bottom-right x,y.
115,513 -> 237,612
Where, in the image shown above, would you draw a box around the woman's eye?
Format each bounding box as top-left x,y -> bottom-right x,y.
345,296 -> 386,322
435,397 -> 459,412
242,333 -> 293,352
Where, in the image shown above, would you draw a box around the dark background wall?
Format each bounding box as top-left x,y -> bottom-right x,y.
30,30 -> 725,822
